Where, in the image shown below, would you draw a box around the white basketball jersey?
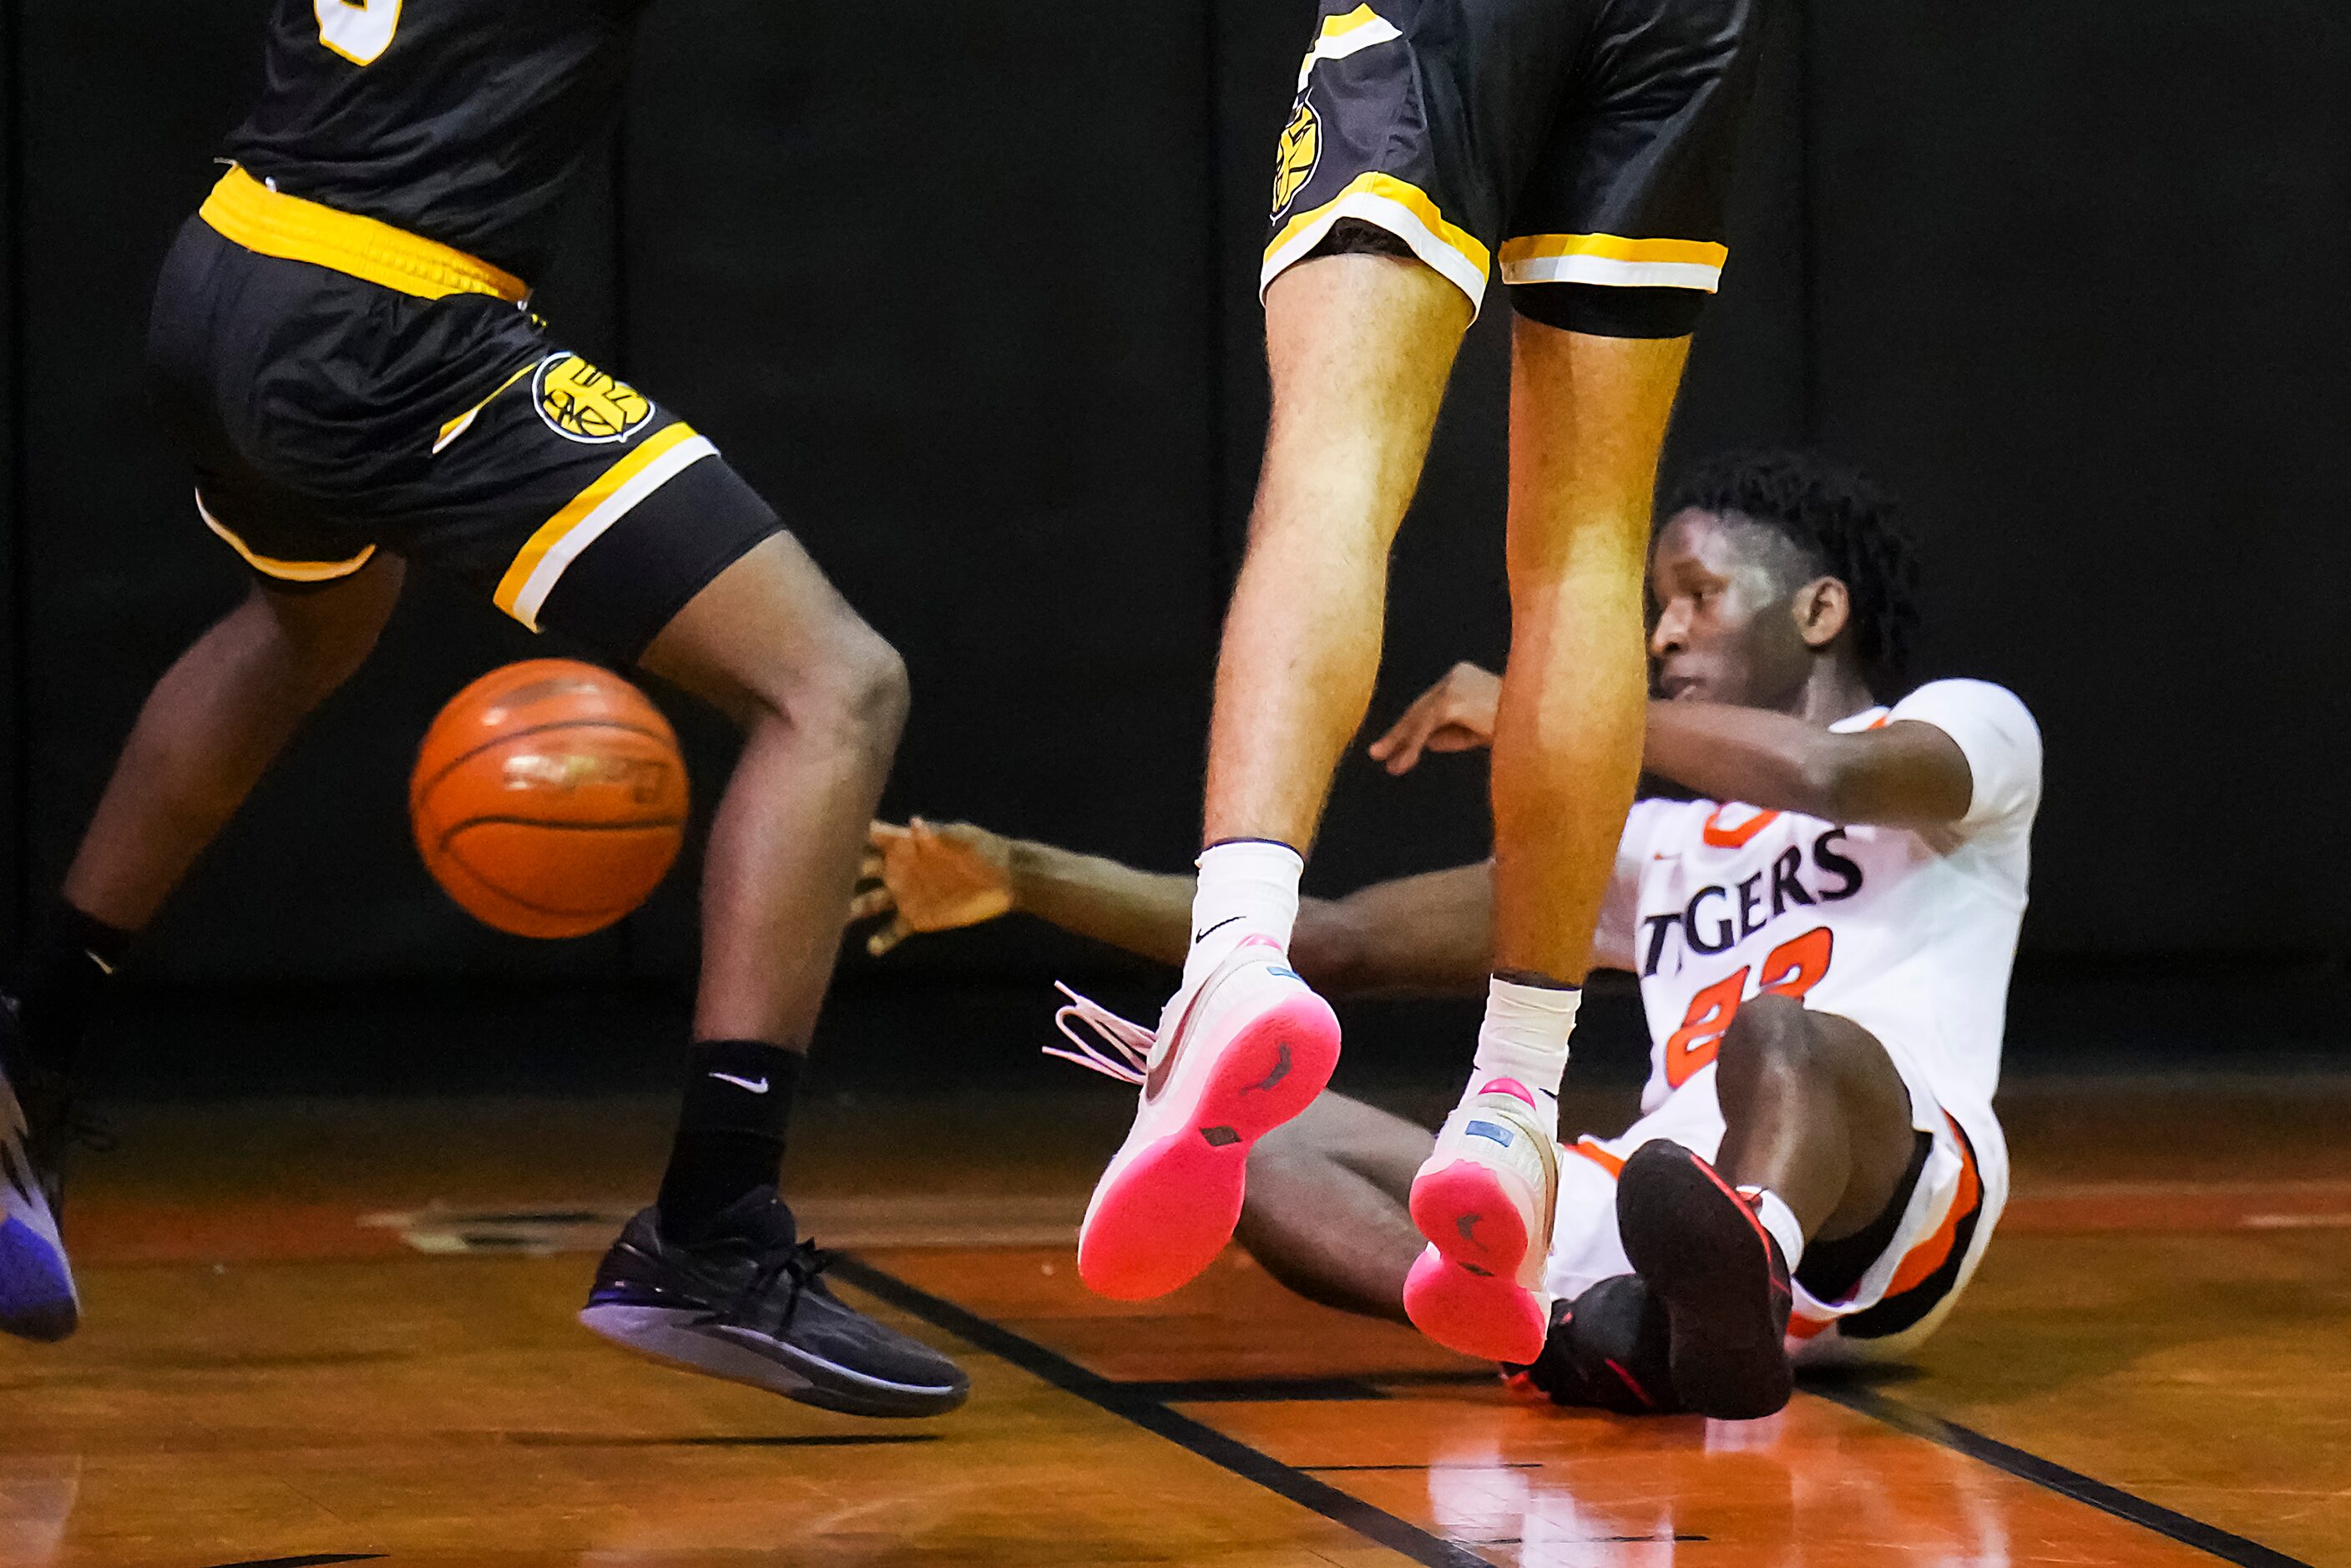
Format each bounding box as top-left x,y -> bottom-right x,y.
1591,680 -> 2043,1120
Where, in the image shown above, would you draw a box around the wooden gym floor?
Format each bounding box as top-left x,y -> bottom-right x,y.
3,1072 -> 2347,1567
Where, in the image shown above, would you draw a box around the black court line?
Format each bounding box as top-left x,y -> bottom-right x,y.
1109,1375 -> 1393,1403
1818,1384 -> 2316,1568
1302,1463 -> 1544,1474
1107,1369 -> 1504,1404
833,1257 -> 1492,1568
198,1555 -> 387,1568
1459,1536 -> 1707,1547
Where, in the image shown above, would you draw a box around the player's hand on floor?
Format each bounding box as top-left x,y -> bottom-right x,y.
1368,661 -> 1503,774
853,817 -> 1017,955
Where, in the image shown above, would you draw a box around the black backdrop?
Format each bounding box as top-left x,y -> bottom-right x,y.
0,0 -> 2344,1022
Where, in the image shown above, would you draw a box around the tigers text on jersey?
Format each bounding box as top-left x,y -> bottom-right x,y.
228,0 -> 653,282
1591,680 -> 2043,1122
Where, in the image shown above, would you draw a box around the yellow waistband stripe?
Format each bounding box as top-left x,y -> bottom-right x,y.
199,167 -> 529,304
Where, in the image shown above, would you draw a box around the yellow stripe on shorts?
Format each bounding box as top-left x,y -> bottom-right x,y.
1262,171 -> 1493,311
200,166 -> 530,304
1499,234 -> 1729,292
493,424 -> 718,633
195,491 -> 377,584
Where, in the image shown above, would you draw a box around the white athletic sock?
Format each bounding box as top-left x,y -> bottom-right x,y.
1469,976 -> 1580,1132
1183,840 -> 1303,990
1745,1186 -> 1806,1272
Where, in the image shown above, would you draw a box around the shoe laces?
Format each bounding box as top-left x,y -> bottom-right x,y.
1046,984 -> 1152,1086
726,1237 -> 832,1331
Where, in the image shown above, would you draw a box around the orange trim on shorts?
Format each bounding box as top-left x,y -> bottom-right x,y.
1567,1138 -> 1625,1178
1882,1114 -> 1984,1300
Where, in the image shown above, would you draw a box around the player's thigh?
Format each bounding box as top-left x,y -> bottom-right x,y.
1501,326 -> 1688,586
399,349 -> 795,679
174,463 -> 406,685
1253,1090 -> 1434,1206
640,530 -> 904,736
253,551 -> 408,684
1790,1084 -> 2005,1366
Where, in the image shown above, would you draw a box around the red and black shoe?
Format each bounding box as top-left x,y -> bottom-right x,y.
1615,1139 -> 1793,1419
1505,1276 -> 1681,1415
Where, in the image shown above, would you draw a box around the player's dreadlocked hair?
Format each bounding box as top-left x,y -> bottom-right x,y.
1662,449 -> 1922,699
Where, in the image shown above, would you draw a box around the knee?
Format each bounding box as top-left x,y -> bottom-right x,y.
1712,994 -> 1821,1101
748,616 -> 909,756
828,622 -> 911,747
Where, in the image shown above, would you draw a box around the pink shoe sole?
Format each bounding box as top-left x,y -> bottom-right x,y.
1405,1161 -> 1546,1362
1403,1245 -> 1550,1363
1077,994 -> 1339,1302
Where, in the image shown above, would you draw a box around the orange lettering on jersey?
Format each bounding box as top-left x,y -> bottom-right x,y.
1666,968 -> 1747,1087
1701,804 -> 1782,848
1663,927 -> 1838,1087
1757,926 -> 1833,1001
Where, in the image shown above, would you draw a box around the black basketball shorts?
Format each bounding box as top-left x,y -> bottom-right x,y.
1263,0 -> 1761,334
146,169 -> 786,660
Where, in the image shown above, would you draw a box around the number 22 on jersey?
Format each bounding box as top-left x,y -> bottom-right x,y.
316,0 -> 401,66
1663,926 -> 1834,1088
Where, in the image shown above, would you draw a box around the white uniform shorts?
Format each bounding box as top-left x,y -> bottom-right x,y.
1544,1051 -> 2009,1367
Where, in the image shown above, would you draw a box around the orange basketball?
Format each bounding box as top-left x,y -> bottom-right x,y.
410,659 -> 690,939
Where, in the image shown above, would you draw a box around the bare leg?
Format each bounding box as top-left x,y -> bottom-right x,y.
639,530 -> 908,1049
1489,322 -> 1690,984
1083,254 -> 1467,1305
1236,1092 -> 1433,1322
63,559 -> 406,930
1201,255 -> 1473,848
1710,995 -> 1919,1242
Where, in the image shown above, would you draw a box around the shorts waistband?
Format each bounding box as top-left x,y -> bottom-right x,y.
197,166 -> 530,305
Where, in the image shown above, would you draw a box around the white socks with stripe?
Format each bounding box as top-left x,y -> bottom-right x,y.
1468,976 -> 1580,1135
1742,1186 -> 1807,1272
1183,840 -> 1304,992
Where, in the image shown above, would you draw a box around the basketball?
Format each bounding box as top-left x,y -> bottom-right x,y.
409,659 -> 690,939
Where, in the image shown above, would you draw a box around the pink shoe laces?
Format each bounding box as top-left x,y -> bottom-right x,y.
1047,983 -> 1152,1086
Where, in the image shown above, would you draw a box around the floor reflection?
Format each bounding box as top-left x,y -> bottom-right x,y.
0,1456 -> 80,1567
1426,1407 -> 2012,1567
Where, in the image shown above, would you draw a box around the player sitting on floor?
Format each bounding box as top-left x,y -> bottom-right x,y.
852,451 -> 2041,1418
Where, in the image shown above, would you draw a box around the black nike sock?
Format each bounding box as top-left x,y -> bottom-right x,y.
4,898 -> 134,1080
655,1039 -> 803,1240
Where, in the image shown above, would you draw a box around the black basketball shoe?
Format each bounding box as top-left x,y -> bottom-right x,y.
0,999 -> 81,1342
580,1187 -> 970,1418
1616,1139 -> 1794,1419
1506,1275 -> 1682,1414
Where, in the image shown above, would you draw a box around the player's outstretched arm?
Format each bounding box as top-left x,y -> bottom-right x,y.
854,819 -> 1494,996
1641,701 -> 1973,828
855,818 -> 1201,965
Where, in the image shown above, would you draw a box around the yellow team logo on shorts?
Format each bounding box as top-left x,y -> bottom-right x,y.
1272,94 -> 1321,216
533,354 -> 655,445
